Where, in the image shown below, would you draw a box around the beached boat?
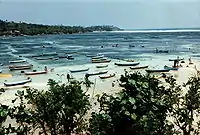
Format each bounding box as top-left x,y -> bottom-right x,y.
9,64 -> 33,71
146,69 -> 170,73
164,65 -> 178,71
9,60 -> 26,63
0,74 -> 12,78
96,64 -> 108,68
115,62 -> 140,66
99,73 -> 115,79
86,70 -> 108,76
92,59 -> 111,63
25,71 -> 47,75
70,68 -> 89,73
130,65 -> 148,70
4,78 -> 32,87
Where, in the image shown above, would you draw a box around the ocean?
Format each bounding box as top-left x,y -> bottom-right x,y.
1,30 -> 200,69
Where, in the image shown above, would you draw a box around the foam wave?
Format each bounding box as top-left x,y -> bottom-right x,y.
110,29 -> 200,33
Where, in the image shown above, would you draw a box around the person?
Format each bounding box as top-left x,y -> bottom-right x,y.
156,48 -> 158,53
189,57 -> 193,64
44,66 -> 48,72
67,73 -> 70,82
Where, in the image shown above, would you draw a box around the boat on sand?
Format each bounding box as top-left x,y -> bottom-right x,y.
115,62 -> 140,66
96,64 -> 108,68
25,71 -> 47,75
4,78 -> 32,87
92,59 -> 111,63
86,70 -> 108,76
9,64 -> 33,71
130,65 -> 148,70
99,73 -> 115,79
70,68 -> 89,73
9,60 -> 26,63
146,69 -> 170,73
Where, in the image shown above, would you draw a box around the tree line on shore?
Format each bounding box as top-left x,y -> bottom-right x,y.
0,20 -> 122,36
1,72 -> 200,135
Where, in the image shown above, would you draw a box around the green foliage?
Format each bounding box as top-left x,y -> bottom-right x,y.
9,79 -> 91,135
0,19 -> 122,36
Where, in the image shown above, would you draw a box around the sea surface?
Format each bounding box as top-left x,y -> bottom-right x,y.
1,30 -> 200,70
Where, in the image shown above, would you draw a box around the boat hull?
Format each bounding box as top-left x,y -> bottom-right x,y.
4,79 -> 32,87
96,65 -> 108,68
130,65 -> 148,70
25,71 -> 47,75
86,70 -> 108,76
115,62 -> 140,66
164,65 -> 178,71
146,69 -> 170,73
99,73 -> 115,79
70,68 -> 89,73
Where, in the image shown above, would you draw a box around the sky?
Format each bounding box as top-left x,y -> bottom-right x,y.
0,0 -> 200,29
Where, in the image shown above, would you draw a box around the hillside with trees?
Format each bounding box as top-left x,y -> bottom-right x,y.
0,20 -> 122,36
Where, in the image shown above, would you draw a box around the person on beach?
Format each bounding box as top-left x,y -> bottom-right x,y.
67,74 -> 70,82
44,66 -> 48,72
189,57 -> 193,64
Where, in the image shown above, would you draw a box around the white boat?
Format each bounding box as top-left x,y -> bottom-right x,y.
9,60 -> 26,63
4,78 -> 32,87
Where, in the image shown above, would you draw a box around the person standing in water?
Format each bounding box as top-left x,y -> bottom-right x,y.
44,66 -> 48,72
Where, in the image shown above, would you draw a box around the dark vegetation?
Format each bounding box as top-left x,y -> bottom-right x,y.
1,72 -> 200,135
0,20 -> 122,36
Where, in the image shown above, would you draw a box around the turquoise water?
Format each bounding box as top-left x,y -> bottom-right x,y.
0,31 -> 200,69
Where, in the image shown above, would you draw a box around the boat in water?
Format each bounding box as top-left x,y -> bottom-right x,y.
130,65 -> 148,70
86,70 -> 108,76
36,57 -> 54,60
9,64 -> 33,71
9,60 -> 26,64
0,69 -> 2,73
99,73 -> 115,79
115,62 -> 140,66
96,64 -> 108,68
91,55 -> 104,59
146,69 -> 170,73
70,68 -> 89,73
92,59 -> 111,63
164,65 -> 178,71
4,78 -> 32,87
25,71 -> 47,75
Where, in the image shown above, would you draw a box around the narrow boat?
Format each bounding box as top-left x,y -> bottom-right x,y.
9,60 -> 26,63
115,62 -> 140,66
99,73 -> 115,79
92,57 -> 107,61
164,65 -> 178,71
70,68 -> 89,73
96,64 -> 108,68
0,74 -> 12,78
36,57 -> 54,60
146,69 -> 170,73
9,64 -> 33,71
92,55 -> 104,59
92,59 -> 111,63
86,70 -> 108,76
25,71 -> 47,75
4,78 -> 32,87
130,65 -> 148,70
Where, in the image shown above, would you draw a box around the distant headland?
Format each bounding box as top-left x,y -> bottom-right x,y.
0,20 -> 122,36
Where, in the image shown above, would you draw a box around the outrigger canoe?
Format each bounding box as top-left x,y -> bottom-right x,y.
4,78 -> 32,87
146,69 -> 170,73
99,73 -> 115,79
115,62 -> 140,66
70,68 -> 89,73
164,65 -> 178,71
96,64 -> 108,68
92,60 -> 111,63
91,55 -> 104,59
9,60 -> 26,63
130,65 -> 148,70
9,64 -> 33,71
86,70 -> 108,76
25,71 -> 47,75
36,57 -> 54,60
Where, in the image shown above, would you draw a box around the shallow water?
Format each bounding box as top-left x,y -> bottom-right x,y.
0,31 -> 200,70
